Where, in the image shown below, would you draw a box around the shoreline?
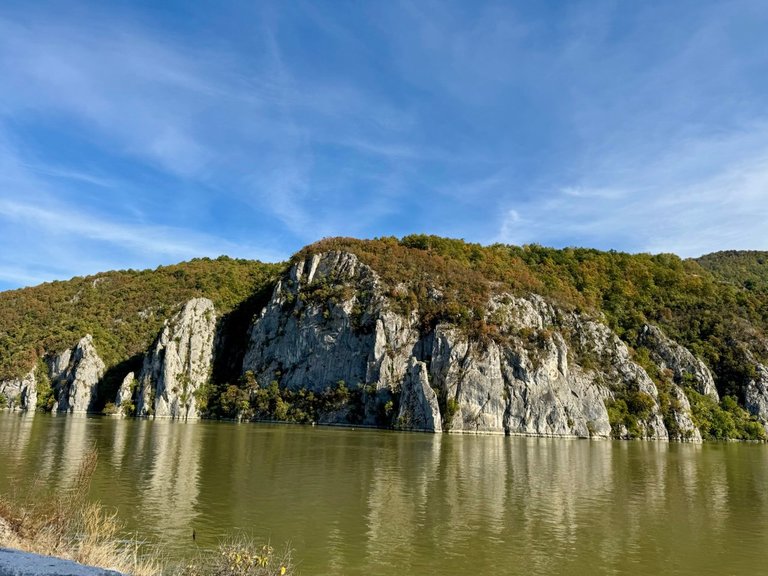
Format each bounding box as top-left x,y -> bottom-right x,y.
5,408 -> 764,443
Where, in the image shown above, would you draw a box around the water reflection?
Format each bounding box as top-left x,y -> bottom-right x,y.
141,421 -> 202,541
2,414 -> 768,576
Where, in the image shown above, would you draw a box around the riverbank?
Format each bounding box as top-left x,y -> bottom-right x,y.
0,547 -> 125,576
0,448 -> 295,576
0,448 -> 159,576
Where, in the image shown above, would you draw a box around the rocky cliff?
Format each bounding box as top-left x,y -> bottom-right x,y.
745,359 -> 768,428
0,368 -> 37,412
136,298 -> 216,420
242,251 -> 705,439
2,238 -> 767,442
50,335 -> 106,414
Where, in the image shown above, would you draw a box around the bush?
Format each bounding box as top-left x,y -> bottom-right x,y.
102,402 -> 118,416
0,449 -> 298,576
120,399 -> 136,417
605,389 -> 657,439
0,447 -> 160,576
178,537 -> 296,576
686,389 -> 766,441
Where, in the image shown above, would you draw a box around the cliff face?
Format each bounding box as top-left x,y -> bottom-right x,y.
51,335 -> 106,414
745,361 -> 768,428
638,325 -> 719,401
136,298 -> 216,420
242,251 -> 703,439
0,367 -> 37,412
3,241 -> 766,442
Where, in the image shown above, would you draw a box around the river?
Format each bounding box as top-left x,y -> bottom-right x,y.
1,412 -> 767,575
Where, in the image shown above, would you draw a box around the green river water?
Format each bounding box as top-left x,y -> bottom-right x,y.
1,412 -> 767,575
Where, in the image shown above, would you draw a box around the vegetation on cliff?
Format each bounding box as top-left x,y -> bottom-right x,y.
0,257 -> 281,382
297,236 -> 768,402
2,236 -> 768,440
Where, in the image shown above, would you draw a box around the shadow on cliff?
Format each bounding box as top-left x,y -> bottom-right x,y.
211,282 -> 277,386
95,353 -> 144,413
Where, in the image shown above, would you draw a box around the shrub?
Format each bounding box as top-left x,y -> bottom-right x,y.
685,388 -> 766,441
121,400 -> 136,417
0,449 -> 298,576
178,537 -> 296,576
102,402 -> 118,416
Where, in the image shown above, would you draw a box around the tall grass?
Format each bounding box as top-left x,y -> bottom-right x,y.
0,447 -> 160,575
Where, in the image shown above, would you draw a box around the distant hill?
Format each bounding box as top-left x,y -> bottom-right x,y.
697,250 -> 768,292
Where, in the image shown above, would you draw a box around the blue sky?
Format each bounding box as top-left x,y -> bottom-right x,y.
1,0 -> 767,290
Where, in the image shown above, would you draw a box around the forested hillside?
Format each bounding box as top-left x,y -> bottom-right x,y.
697,251 -> 768,293
0,257 -> 281,381
2,236 -> 767,441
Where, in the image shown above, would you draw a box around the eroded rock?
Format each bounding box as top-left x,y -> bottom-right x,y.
0,368 -> 37,412
136,298 -> 216,420
52,335 -> 105,414
639,324 -> 719,401
241,251 -> 696,440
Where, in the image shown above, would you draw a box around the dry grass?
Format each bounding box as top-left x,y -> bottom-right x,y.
0,448 -> 299,576
0,447 -> 161,576
177,537 -> 296,576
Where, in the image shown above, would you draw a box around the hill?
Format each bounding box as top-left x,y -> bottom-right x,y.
0,256 -> 281,382
696,250 -> 768,293
2,236 -> 768,441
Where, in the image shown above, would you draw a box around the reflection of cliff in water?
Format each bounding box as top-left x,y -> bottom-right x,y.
0,412 -> 36,479
365,434 -> 443,572
3,414 -> 768,576
139,420 -> 202,543
359,435 -> 763,576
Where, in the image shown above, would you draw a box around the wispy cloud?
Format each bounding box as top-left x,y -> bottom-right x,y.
0,128 -> 284,289
0,2 -> 435,287
496,126 -> 768,256
0,0 -> 767,288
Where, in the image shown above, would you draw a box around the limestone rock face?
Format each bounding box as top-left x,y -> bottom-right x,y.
639,324 -> 719,401
242,251 -> 700,439
666,384 -> 702,442
243,252 -> 394,393
0,367 -> 37,412
115,372 -> 135,414
52,335 -> 105,413
136,298 -> 216,420
745,362 -> 768,424
396,357 -> 442,432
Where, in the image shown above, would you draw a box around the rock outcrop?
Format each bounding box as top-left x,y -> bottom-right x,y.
136,298 -> 216,420
115,372 -> 136,415
745,361 -> 768,426
0,368 -> 37,412
51,335 -> 105,414
242,251 -> 703,439
638,324 -> 719,400
396,357 -> 442,432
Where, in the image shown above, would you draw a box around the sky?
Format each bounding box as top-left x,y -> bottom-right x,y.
1,0 -> 767,290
